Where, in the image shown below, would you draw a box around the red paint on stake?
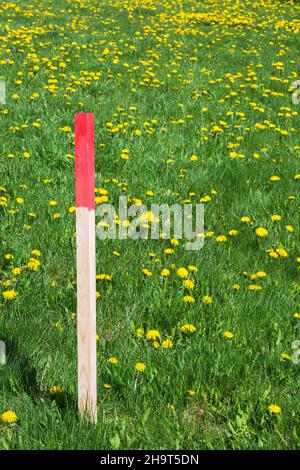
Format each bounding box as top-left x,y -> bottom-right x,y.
75,113 -> 97,423
75,113 -> 95,210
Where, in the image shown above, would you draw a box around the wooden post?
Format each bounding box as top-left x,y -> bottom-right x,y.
75,113 -> 97,423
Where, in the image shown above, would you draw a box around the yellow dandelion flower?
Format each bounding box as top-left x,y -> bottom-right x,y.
276,248 -> 288,257
224,331 -> 234,339
1,411 -> 18,424
11,267 -> 21,276
183,279 -> 195,290
142,268 -> 152,277
49,386 -> 64,395
183,295 -> 195,303
216,235 -> 227,242
146,330 -> 160,341
136,328 -> 144,338
180,324 -> 197,333
270,176 -> 280,182
31,250 -> 41,257
256,227 -> 268,237
268,404 -> 281,414
108,357 -> 119,365
188,265 -> 198,272
135,362 -> 146,372
249,284 -> 262,291
176,267 -> 189,278
162,339 -> 173,349
2,290 -> 18,300
161,268 -> 170,277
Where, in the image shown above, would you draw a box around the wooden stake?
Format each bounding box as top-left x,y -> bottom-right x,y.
75,113 -> 97,423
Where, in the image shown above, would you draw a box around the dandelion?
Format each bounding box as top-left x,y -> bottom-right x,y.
108,357 -> 118,365
251,271 -> 266,280
161,339 -> 173,349
270,176 -> 280,182
160,268 -> 170,277
256,227 -> 268,237
188,389 -> 196,397
276,248 -> 288,257
1,411 -> 18,424
180,324 -> 197,333
2,290 -> 18,300
135,362 -> 146,372
49,386 -> 64,395
176,267 -> 189,278
142,268 -> 152,277
216,235 -> 227,242
268,404 -> 281,414
11,267 -> 21,276
183,279 -> 195,290
146,330 -> 160,341
188,265 -> 198,272
249,284 -> 262,291
136,328 -> 144,338
183,295 -> 195,303
31,250 -> 41,257
224,331 -> 234,339
104,384 -> 111,390
202,295 -> 213,304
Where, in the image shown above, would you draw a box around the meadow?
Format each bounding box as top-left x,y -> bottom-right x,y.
0,0 -> 300,450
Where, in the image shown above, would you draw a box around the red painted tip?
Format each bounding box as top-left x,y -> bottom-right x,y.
75,113 -> 95,210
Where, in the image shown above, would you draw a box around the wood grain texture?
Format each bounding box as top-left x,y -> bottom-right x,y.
76,206 -> 97,422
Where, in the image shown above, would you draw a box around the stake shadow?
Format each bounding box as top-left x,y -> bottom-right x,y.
1,333 -> 77,414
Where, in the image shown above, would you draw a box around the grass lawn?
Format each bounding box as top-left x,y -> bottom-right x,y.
0,0 -> 300,450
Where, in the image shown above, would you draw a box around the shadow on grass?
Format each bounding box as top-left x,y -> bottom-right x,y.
1,333 -> 77,414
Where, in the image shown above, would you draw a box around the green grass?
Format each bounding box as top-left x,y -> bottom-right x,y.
0,0 -> 300,450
